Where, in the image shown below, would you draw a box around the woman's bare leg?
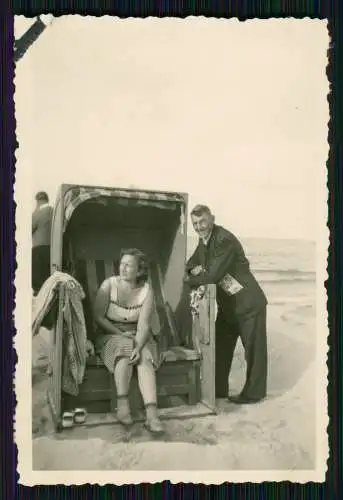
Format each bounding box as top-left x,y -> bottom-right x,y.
114,357 -> 133,396
136,348 -> 157,404
114,357 -> 133,426
137,347 -> 164,434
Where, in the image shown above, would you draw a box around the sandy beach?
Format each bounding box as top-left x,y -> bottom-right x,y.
32,277 -> 317,471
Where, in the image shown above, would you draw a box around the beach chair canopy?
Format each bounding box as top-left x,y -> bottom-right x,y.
61,185 -> 186,233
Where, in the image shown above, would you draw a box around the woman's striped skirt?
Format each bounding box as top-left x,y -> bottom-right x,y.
95,321 -> 164,373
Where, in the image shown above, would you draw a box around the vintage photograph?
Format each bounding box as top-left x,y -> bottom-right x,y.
14,16 -> 329,484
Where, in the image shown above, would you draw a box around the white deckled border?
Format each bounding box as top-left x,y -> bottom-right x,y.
14,15 -> 330,486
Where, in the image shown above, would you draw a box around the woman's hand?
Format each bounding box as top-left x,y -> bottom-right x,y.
129,347 -> 141,365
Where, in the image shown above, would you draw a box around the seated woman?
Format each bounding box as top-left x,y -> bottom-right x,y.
93,248 -> 164,435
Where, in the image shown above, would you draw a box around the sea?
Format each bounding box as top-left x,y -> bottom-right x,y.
187,236 -> 317,315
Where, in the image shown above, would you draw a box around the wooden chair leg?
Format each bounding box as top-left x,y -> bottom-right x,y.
188,363 -> 197,405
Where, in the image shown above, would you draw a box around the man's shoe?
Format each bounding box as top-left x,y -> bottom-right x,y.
228,394 -> 265,405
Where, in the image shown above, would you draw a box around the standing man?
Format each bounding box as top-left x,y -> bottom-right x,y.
32,191 -> 53,296
184,204 -> 268,404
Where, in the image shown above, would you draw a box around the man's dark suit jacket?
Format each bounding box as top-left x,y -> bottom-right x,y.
186,224 -> 267,320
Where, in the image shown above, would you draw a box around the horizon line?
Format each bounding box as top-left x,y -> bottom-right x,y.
187,234 -> 316,243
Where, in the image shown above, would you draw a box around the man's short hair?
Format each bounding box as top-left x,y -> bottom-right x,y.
35,191 -> 49,203
191,204 -> 212,217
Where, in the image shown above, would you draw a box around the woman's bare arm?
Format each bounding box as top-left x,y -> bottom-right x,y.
135,285 -> 154,351
93,280 -> 123,336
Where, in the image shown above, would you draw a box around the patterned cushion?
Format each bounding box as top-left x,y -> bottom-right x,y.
163,346 -> 200,362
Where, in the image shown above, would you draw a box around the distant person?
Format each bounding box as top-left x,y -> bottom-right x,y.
32,191 -> 53,296
184,204 -> 268,404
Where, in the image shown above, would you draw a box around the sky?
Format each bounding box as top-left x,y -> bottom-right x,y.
14,16 -> 329,240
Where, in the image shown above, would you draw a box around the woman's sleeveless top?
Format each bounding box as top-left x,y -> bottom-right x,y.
106,276 -> 149,324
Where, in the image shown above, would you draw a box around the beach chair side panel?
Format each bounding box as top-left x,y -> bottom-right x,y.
192,284 -> 216,412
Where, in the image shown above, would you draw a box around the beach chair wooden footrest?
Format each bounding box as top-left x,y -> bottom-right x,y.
62,346 -> 201,414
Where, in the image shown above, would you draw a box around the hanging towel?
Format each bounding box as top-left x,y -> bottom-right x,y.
60,279 -> 88,396
32,271 -> 88,396
32,271 -> 82,336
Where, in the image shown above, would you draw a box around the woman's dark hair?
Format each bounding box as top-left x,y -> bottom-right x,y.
120,248 -> 150,284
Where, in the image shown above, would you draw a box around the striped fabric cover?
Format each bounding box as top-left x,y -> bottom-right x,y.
63,186 -> 186,233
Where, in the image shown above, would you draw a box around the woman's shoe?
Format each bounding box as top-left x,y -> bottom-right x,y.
144,417 -> 164,436
116,412 -> 133,427
116,395 -> 133,428
144,403 -> 164,435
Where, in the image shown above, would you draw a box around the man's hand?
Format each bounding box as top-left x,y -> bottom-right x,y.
86,340 -> 95,358
190,265 -> 203,276
129,347 -> 141,365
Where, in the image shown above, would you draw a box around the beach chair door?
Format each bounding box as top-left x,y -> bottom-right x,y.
47,284 -> 65,430
192,285 -> 216,411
